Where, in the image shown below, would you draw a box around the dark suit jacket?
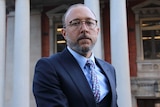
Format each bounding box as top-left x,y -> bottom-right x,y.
33,48 -> 118,107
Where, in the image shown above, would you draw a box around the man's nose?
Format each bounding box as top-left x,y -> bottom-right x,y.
80,22 -> 89,32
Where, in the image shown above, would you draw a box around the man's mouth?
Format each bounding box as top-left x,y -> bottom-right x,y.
78,35 -> 91,41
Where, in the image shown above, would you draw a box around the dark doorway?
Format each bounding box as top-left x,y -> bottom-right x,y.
137,98 -> 160,107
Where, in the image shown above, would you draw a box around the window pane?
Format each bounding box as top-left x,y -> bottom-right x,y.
57,34 -> 66,52
56,25 -> 66,52
142,30 -> 160,59
142,20 -> 160,28
155,39 -> 160,58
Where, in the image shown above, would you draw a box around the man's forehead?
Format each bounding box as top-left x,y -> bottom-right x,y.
65,5 -> 96,21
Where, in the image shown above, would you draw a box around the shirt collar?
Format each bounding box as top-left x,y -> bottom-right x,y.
67,46 -> 95,68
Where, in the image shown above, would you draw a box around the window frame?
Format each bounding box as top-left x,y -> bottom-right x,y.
140,18 -> 160,60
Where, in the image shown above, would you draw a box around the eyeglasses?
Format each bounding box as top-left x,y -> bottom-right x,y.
64,19 -> 98,29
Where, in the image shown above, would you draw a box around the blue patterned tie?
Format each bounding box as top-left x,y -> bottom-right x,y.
86,60 -> 100,103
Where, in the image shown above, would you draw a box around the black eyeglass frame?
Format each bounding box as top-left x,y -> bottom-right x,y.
63,18 -> 98,29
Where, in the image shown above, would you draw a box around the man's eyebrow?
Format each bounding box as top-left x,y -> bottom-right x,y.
71,18 -> 80,21
69,18 -> 80,23
70,18 -> 96,21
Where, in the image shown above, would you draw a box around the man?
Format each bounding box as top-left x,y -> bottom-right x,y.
33,3 -> 118,107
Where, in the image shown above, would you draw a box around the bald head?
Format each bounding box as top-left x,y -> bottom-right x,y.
62,4 -> 96,27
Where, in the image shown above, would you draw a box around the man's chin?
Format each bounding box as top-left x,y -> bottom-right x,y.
81,46 -> 90,53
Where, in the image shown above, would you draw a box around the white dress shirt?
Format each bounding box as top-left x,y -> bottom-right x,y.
67,46 -> 110,101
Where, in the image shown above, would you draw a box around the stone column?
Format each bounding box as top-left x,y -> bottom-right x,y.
13,0 -> 30,107
48,16 -> 54,55
0,0 -> 6,107
84,0 -> 103,59
110,0 -> 132,107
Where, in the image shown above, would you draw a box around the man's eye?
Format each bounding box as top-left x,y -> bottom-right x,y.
71,21 -> 80,26
86,21 -> 94,26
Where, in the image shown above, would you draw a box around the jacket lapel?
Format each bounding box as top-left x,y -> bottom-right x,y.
59,49 -> 96,106
95,59 -> 116,92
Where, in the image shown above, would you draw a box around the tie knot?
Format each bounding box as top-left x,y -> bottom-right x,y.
86,60 -> 95,69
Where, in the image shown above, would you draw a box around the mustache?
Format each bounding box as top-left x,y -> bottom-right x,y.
77,34 -> 91,41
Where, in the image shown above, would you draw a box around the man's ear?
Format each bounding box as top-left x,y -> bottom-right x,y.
97,27 -> 100,35
61,28 -> 66,40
